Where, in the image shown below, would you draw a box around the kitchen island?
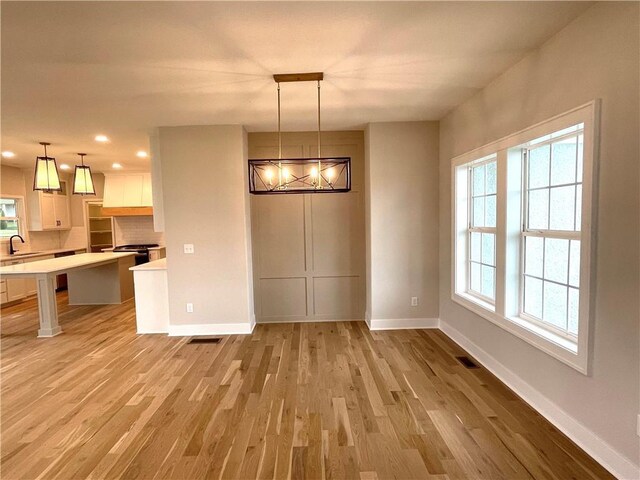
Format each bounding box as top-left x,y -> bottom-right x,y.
0,252 -> 136,337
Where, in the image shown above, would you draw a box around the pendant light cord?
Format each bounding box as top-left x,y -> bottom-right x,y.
317,81 -> 321,158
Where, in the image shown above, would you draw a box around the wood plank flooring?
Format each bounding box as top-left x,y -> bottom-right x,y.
1,293 -> 613,479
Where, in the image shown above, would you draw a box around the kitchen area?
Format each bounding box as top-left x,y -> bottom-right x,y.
1,161 -> 167,336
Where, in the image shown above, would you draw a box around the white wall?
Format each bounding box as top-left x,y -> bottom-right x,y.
439,2 -> 639,475
366,122 -> 439,327
158,125 -> 254,332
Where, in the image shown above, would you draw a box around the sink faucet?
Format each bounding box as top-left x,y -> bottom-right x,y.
9,235 -> 25,255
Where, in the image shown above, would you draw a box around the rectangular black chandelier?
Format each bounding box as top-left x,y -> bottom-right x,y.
248,157 -> 351,194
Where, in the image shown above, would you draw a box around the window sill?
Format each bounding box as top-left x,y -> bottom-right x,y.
452,292 -> 587,375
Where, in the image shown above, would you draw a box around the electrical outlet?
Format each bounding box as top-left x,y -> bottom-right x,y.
186,303 -> 194,313
411,297 -> 418,307
183,244 -> 194,254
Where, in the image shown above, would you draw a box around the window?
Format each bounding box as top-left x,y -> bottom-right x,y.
468,158 -> 497,303
0,198 -> 21,238
452,102 -> 598,374
521,127 -> 583,339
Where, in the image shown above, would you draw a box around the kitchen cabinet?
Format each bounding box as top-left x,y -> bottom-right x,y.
1,253 -> 64,304
103,174 -> 152,208
24,179 -> 71,231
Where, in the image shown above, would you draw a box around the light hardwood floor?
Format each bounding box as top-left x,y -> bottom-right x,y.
1,293 -> 613,480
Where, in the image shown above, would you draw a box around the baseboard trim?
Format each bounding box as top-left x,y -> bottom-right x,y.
168,322 -> 255,336
368,317 -> 440,330
439,320 -> 639,480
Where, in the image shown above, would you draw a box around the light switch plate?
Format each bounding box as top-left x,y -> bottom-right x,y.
183,244 -> 194,254
411,297 -> 418,307
186,303 -> 193,313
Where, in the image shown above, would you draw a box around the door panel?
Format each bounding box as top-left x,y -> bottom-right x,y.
313,276 -> 360,317
253,195 -> 306,277
260,278 -> 307,318
311,193 -> 362,276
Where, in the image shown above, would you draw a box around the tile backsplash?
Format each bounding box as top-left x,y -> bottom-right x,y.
113,216 -> 165,246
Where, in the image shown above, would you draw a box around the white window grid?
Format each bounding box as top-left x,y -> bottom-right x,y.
520,127 -> 584,340
0,198 -> 21,238
467,157 -> 497,304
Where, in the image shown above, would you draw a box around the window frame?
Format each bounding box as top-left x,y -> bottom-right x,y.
451,101 -> 599,375
466,156 -> 497,305
0,195 -> 27,242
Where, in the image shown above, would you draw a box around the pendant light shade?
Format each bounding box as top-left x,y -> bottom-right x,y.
72,153 -> 96,195
33,142 -> 62,192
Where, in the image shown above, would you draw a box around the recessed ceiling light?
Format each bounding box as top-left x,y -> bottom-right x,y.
136,151 -> 148,158
60,164 -> 71,170
112,163 -> 123,169
1,151 -> 15,158
95,135 -> 109,142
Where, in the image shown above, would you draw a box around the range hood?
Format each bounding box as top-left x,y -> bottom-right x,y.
102,173 -> 153,216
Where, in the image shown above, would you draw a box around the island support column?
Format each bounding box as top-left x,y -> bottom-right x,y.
36,274 -> 62,337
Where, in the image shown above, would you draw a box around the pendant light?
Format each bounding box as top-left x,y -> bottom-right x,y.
248,72 -> 351,194
72,153 -> 96,195
33,142 -> 62,192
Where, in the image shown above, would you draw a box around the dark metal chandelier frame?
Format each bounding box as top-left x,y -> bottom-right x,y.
248,72 -> 352,194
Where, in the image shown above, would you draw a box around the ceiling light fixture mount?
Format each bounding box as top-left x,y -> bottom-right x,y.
72,153 -> 96,196
248,71 -> 351,194
33,142 -> 62,192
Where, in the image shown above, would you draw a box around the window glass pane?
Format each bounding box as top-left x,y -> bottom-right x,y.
481,233 -> 495,266
569,240 -> 580,287
485,162 -> 497,195
568,287 -> 579,336
470,232 -> 481,262
0,219 -> 19,238
528,145 -> 550,189
524,276 -> 543,319
577,134 -> 584,183
472,164 -> 485,196
473,197 -> 485,227
524,236 -> 544,277
549,186 -> 575,231
551,137 -> 577,186
470,262 -> 481,293
575,185 -> 582,230
551,125 -> 580,139
485,194 -> 496,227
544,238 -> 569,284
543,281 -> 568,330
0,199 -> 17,217
528,189 -> 549,230
481,265 -> 495,299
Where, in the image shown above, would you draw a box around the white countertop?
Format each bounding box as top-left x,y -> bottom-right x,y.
0,247 -> 87,262
0,252 -> 136,276
130,258 -> 167,271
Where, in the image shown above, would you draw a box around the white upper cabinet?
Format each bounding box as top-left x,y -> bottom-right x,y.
103,174 -> 152,208
25,178 -> 71,231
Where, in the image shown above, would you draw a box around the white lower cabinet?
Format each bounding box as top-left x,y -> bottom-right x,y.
1,254 -> 56,304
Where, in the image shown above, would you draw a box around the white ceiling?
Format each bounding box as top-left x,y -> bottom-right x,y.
1,1 -> 591,172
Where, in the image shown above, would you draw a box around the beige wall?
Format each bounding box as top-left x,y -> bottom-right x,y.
439,2 -> 639,467
366,121 -> 440,323
158,125 -> 254,329
249,131 -> 365,322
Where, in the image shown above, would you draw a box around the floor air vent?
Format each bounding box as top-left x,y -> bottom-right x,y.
456,355 -> 479,369
188,337 -> 222,344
